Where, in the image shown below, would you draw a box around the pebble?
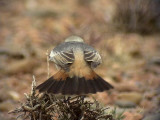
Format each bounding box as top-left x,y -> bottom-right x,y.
8,91 -> 20,101
140,99 -> 153,109
0,90 -> 20,101
143,113 -> 160,120
124,112 -> 142,120
0,101 -> 14,112
115,100 -> 136,108
117,92 -> 142,105
3,58 -> 37,74
115,82 -> 140,92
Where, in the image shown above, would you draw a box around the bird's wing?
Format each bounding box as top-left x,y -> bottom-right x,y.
50,49 -> 75,71
84,50 -> 102,68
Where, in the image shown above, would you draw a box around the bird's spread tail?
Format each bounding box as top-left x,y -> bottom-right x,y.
37,70 -> 113,95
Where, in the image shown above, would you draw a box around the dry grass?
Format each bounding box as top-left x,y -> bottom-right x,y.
112,0 -> 160,34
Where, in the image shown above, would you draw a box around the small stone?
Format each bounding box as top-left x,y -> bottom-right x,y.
117,92 -> 143,105
3,58 -> 37,74
115,100 -> 136,108
124,112 -> 143,120
94,91 -> 113,104
143,113 -> 160,120
115,82 -> 140,92
0,90 -> 20,101
0,114 -> 12,120
0,101 -> 14,112
8,91 -> 20,101
140,100 -> 153,109
149,57 -> 160,66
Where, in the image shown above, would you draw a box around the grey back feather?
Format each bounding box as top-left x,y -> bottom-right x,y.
49,38 -> 102,70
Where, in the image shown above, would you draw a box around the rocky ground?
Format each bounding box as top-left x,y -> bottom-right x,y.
0,0 -> 160,120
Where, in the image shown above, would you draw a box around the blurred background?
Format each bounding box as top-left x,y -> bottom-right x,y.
0,0 -> 160,120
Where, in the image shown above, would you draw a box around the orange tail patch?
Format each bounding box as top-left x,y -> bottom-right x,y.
37,70 -> 113,95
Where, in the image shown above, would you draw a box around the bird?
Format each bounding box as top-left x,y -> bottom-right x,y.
37,36 -> 113,95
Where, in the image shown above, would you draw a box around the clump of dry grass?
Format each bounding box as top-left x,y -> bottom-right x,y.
9,77 -> 124,120
112,0 -> 160,34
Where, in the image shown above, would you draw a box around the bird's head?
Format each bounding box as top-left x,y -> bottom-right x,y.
65,36 -> 84,42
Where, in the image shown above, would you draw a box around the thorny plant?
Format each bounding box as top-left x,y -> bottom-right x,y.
8,77 -> 124,120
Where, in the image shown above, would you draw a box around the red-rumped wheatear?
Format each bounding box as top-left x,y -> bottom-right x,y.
37,36 -> 113,95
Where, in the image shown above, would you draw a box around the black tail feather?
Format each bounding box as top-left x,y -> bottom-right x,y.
98,76 -> 113,90
37,77 -> 55,92
61,77 -> 73,94
37,74 -> 113,95
93,79 -> 104,92
83,78 -> 89,94
48,80 -> 62,93
87,80 -> 97,93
